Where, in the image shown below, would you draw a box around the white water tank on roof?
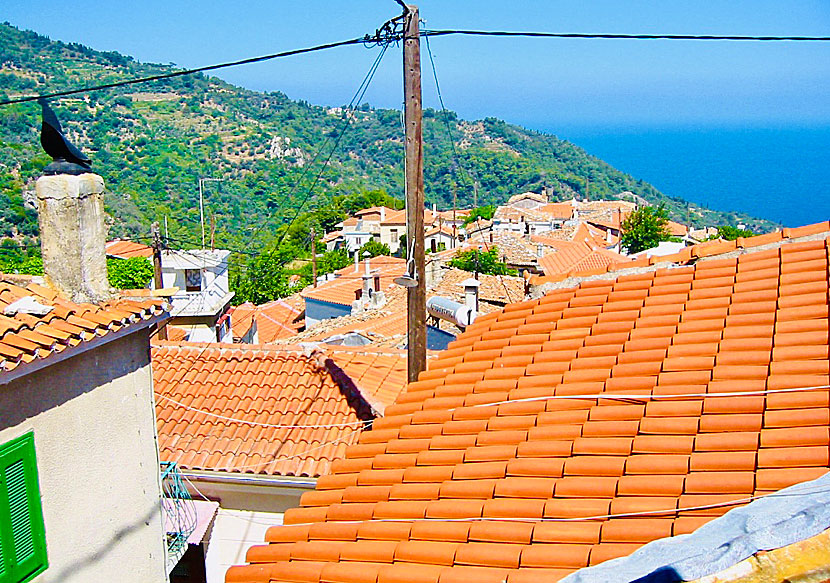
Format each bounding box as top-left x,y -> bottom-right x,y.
427,296 -> 475,328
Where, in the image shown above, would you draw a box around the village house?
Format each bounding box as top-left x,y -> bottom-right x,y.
0,173 -> 173,583
230,295 -> 305,344
105,239 -> 235,342
226,221 -> 830,583
300,256 -> 405,327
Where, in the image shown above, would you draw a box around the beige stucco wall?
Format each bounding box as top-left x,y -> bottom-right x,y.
0,330 -> 166,583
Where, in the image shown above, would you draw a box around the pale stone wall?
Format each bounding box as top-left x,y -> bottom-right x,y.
0,331 -> 167,583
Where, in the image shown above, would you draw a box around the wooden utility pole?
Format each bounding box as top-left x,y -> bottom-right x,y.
404,4 -> 426,382
311,227 -> 318,287
151,222 -> 167,340
452,181 -> 457,249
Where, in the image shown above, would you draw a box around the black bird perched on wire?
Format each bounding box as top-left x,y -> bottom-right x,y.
39,98 -> 92,175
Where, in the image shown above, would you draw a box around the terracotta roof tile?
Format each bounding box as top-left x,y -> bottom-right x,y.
0,275 -> 166,375
227,230 -> 830,582
105,239 -> 154,259
154,342 -> 408,477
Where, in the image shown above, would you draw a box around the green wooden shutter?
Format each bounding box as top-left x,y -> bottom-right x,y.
0,433 -> 47,583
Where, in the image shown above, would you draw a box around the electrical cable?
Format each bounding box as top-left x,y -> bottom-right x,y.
423,33 -> 518,304
0,37 -> 370,107
213,425 -> 363,472
155,392 -> 373,429
284,483 -> 830,526
421,29 -> 830,42
251,43 -> 390,249
453,383 -> 830,411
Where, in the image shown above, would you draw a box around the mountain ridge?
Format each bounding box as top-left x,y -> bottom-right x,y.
0,21 -> 773,252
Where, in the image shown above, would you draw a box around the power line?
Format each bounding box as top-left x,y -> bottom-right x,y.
422,29 -> 830,42
245,43 -> 390,262
423,33 -> 518,304
0,37 -> 370,107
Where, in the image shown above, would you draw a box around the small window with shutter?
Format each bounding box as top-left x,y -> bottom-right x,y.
0,433 -> 47,583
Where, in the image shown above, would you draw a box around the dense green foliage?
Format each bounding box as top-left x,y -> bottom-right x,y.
620,205 -> 672,254
714,225 -> 755,240
0,22 -> 773,305
448,246 -> 517,276
359,240 -> 391,258
0,245 -> 154,288
106,256 -> 154,289
463,205 -> 496,225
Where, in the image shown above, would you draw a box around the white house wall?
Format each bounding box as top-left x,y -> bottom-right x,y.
0,332 -> 167,583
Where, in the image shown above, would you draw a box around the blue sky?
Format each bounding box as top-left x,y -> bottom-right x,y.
3,1 -> 829,130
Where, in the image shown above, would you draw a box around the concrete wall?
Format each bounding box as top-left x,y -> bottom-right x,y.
0,331 -> 167,583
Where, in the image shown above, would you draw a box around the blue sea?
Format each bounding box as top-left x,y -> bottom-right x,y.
546,125 -> 830,228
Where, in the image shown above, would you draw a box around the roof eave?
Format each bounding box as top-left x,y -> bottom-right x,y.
0,310 -> 169,386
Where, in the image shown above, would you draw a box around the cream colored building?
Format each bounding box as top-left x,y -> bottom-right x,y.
0,284 -> 169,583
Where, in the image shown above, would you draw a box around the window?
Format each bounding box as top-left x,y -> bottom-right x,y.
184,269 -> 202,292
0,433 -> 47,583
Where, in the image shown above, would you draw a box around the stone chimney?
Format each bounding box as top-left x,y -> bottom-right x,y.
462,277 -> 480,314
36,173 -> 110,304
536,243 -> 544,258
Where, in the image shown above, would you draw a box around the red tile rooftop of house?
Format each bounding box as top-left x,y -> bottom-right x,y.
153,342 -> 408,477
105,239 -> 154,259
302,257 -> 406,307
226,222 -> 830,583
0,274 -> 166,375
232,295 -> 305,343
538,240 -> 630,278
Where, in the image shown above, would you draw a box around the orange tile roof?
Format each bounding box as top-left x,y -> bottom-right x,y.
380,209 -> 436,226
1,274 -> 167,376
666,220 -> 689,237
153,342 -> 408,477
227,228 -> 830,583
538,241 -> 630,277
539,203 -> 575,220
105,239 -> 153,259
302,257 -> 406,307
531,221 -> 830,288
232,295 -> 305,343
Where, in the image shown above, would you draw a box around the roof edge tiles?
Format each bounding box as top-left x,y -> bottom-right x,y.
562,471 -> 830,583
1,276 -> 168,383
529,220 -> 830,292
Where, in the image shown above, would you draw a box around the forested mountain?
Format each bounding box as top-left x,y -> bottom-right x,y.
0,22 -> 771,254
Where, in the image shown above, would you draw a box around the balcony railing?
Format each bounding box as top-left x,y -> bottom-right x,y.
160,461 -> 197,571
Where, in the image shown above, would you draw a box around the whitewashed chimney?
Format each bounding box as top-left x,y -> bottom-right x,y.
36,173 -> 110,303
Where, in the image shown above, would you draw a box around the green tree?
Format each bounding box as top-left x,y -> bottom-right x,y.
714,225 -> 755,240
233,251 -> 292,305
106,257 -> 154,289
620,205 -> 672,254
448,246 -> 517,275
359,239 -> 391,258
463,205 -> 497,225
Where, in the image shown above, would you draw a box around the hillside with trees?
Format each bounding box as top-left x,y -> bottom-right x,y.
0,22 -> 775,301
